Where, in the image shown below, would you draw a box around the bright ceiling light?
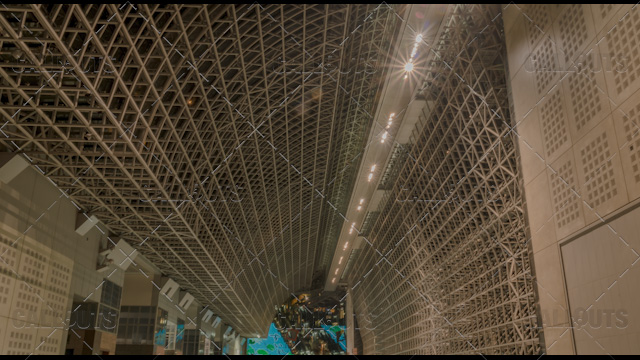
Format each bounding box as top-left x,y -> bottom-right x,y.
357,205 -> 362,211
416,34 -> 423,43
371,164 -> 376,172
339,256 -> 343,264
332,277 -> 336,283
404,62 -> 414,72
368,173 -> 373,182
360,199 -> 364,204
335,268 -> 339,275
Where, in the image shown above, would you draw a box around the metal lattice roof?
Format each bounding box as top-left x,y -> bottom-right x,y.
345,5 -> 541,354
0,3 -> 401,335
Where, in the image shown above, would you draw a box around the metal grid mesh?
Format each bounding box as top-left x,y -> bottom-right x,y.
0,4 -> 399,335
346,5 -> 541,354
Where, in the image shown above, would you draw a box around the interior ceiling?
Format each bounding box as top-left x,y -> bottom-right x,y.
0,4 -> 402,334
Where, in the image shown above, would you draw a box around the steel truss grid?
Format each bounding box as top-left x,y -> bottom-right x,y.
0,4 -> 399,335
347,5 -> 541,355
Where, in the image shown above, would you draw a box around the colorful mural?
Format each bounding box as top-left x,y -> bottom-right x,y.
321,324 -> 346,351
154,328 -> 166,346
247,323 -> 292,355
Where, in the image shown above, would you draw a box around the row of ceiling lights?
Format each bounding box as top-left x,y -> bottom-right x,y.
330,115 -> 386,283
381,112 -> 395,144
332,33 -> 423,284
404,33 -> 422,78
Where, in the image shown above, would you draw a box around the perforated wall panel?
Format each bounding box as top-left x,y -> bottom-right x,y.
507,3 -> 640,355
0,233 -> 72,355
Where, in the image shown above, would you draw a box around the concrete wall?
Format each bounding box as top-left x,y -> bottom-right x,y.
504,4 -> 640,354
120,272 -> 155,307
118,271 -> 216,354
0,154 -> 225,355
66,330 -> 117,355
0,157 -> 123,354
561,205 -> 640,354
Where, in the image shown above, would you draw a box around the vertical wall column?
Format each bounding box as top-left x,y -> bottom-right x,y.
346,288 -> 355,355
211,317 -> 222,355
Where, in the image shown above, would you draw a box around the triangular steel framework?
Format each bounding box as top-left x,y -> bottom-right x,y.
346,4 -> 541,355
0,3 -> 401,336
